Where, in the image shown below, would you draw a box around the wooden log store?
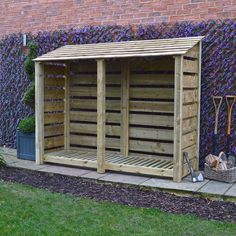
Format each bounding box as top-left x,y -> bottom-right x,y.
34,36 -> 203,182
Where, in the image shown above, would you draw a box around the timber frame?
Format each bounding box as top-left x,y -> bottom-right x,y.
34,37 -> 203,182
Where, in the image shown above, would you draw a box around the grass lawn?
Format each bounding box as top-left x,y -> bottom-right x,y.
0,181 -> 235,236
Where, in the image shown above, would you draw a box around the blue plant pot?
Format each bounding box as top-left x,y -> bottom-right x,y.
17,130 -> 35,161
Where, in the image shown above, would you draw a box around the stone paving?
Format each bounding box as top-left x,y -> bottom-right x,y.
1,148 -> 236,199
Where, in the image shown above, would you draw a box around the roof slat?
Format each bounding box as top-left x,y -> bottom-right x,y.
34,36 -> 203,61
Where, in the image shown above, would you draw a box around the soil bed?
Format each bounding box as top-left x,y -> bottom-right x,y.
0,166 -> 236,223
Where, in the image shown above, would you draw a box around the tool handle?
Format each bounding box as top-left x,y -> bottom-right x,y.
213,96 -> 223,135
226,95 -> 236,135
213,134 -> 217,155
183,152 -> 195,177
226,135 -> 231,158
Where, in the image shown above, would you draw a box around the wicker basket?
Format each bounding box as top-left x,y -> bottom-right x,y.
204,163 -> 236,183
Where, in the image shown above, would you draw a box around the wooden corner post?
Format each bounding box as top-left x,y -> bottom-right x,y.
97,59 -> 106,173
64,63 -> 70,151
120,60 -> 130,156
35,62 -> 44,164
173,56 -> 183,182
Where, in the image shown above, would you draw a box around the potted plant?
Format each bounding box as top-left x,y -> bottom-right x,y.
17,42 -> 37,161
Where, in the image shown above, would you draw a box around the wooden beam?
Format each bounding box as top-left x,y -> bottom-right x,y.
97,59 -> 106,173
173,56 -> 183,182
120,60 -> 130,156
64,63 -> 70,150
35,62 -> 44,164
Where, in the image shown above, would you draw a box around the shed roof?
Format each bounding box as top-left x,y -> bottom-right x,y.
34,36 -> 203,62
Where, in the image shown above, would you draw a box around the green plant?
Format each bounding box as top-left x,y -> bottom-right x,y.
19,41 -> 37,133
19,116 -> 35,133
0,149 -> 6,167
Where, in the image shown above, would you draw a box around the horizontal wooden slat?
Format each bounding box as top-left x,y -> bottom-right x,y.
182,145 -> 197,161
185,44 -> 199,59
129,140 -> 173,155
130,74 -> 174,86
45,77 -> 65,87
182,117 -> 198,134
44,113 -> 64,125
70,123 -> 120,136
44,65 -> 66,75
70,134 -> 120,149
130,127 -> 173,141
130,101 -> 174,113
130,88 -> 174,99
45,89 -> 65,100
70,87 -> 120,98
45,101 -> 64,112
183,74 -> 198,88
130,113 -> 174,127
131,57 -> 174,71
70,99 -> 120,111
70,111 -> 119,123
70,74 -> 121,85
44,125 -> 64,137
182,131 -> 197,149
183,59 -> 198,74
182,103 -> 198,119
44,136 -> 64,149
183,89 -> 198,104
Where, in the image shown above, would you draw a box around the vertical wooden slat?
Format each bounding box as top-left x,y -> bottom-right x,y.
120,60 -> 130,156
97,59 -> 106,173
196,42 -> 202,171
173,56 -> 183,182
64,63 -> 70,150
35,62 -> 44,164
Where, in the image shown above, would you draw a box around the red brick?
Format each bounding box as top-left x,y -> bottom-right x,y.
0,0 -> 234,37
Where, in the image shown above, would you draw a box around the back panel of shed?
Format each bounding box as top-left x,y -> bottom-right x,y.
35,37 -> 202,182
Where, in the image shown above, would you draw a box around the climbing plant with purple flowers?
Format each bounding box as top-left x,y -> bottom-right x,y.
0,19 -> 235,168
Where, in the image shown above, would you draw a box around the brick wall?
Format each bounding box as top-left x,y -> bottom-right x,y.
0,0 -> 235,37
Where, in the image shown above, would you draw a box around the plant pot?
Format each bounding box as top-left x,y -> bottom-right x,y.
17,130 -> 35,161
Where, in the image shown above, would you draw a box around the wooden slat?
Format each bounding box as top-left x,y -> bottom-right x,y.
70,99 -> 120,111
44,136 -> 64,149
120,60 -> 130,156
130,101 -> 174,113
129,127 -> 173,141
183,89 -> 198,104
130,74 -> 174,86
183,74 -> 198,88
182,130 -> 197,149
183,103 -> 198,119
182,117 -> 198,134
35,62 -> 44,164
185,44 -> 199,58
44,113 -> 64,124
129,140 -> 173,155
130,113 -> 174,127
173,56 -> 183,182
183,59 -> 198,74
45,101 -> 64,112
44,125 -> 64,137
44,64 -> 66,75
70,123 -> 120,136
45,89 -> 65,100
97,59 -> 106,173
182,145 -> 197,162
130,87 -> 174,99
45,77 -> 65,87
70,86 -> 120,98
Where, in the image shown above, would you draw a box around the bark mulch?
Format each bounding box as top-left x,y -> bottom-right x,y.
0,166 -> 236,223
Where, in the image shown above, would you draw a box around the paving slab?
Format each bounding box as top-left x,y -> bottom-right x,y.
141,177 -> 209,192
99,173 -> 150,185
39,165 -> 92,177
198,180 -> 233,195
3,155 -> 19,164
82,171 -> 109,179
9,160 -> 46,170
222,183 -> 236,197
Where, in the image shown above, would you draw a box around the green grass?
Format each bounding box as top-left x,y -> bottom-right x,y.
0,181 -> 235,236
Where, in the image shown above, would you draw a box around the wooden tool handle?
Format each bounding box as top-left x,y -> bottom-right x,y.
213,96 -> 223,135
226,95 -> 236,135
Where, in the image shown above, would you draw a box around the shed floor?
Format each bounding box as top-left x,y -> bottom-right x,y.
44,150 -> 174,177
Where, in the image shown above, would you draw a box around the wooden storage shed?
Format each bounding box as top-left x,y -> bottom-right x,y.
34,36 -> 203,182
